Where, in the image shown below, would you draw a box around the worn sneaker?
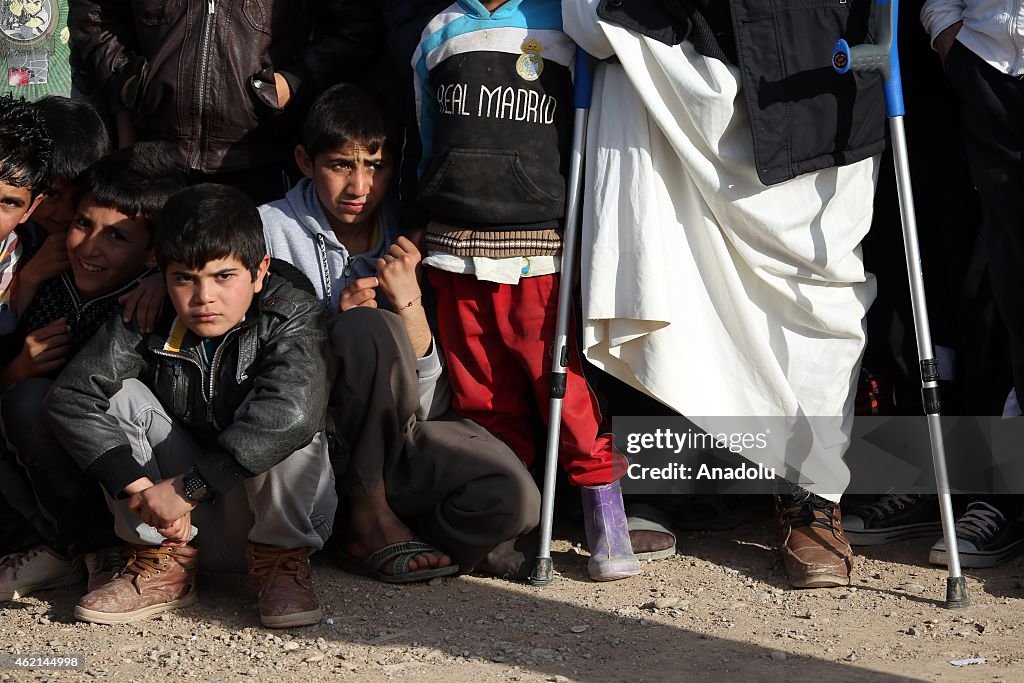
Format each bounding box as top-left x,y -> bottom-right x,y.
246,542 -> 322,628
775,491 -> 853,588
843,494 -> 942,546
83,546 -> 127,593
74,544 -> 198,625
929,501 -> 1024,568
0,545 -> 84,601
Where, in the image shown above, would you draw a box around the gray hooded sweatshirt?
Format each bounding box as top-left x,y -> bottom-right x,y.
260,178 -> 449,419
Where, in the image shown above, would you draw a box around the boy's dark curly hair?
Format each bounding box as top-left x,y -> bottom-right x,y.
0,94 -> 53,195
35,96 -> 111,184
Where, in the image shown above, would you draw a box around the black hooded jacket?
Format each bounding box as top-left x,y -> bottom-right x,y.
596,0 -> 886,185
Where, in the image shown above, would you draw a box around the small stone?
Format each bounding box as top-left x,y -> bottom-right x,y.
755,591 -> 772,601
844,652 -> 857,662
283,641 -> 301,651
769,651 -> 787,661
159,613 -> 171,621
872,572 -> 883,580
428,578 -> 442,587
304,654 -> 324,663
906,627 -> 918,636
326,618 -> 335,625
838,593 -> 853,600
797,610 -> 815,619
570,625 -> 588,633
654,597 -> 680,609
899,583 -> 926,595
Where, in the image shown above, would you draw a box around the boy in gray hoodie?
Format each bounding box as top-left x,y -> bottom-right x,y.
260,84 -> 540,583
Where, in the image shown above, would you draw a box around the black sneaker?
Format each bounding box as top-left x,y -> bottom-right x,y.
929,500 -> 1024,568
843,494 -> 942,546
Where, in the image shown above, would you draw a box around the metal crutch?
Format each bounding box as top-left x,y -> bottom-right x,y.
531,47 -> 595,587
833,0 -> 970,608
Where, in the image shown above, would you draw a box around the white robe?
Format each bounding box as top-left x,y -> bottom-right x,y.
563,0 -> 879,501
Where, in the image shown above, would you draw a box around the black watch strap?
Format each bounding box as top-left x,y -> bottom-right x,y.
183,467 -> 214,504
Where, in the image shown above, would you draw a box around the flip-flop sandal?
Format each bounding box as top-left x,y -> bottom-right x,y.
336,540 -> 460,584
626,503 -> 677,561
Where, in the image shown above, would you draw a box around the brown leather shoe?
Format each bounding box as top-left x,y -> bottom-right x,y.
246,542 -> 322,628
775,492 -> 853,588
74,544 -> 198,624
83,546 -> 127,593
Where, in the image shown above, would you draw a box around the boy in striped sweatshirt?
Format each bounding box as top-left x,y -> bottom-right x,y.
413,0 -> 639,581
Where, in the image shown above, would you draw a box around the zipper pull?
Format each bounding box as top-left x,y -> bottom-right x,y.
208,0 -> 214,14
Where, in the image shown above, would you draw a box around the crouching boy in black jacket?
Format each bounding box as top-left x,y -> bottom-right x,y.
46,184 -> 336,628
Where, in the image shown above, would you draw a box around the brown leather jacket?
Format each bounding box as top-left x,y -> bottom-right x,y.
69,0 -> 362,173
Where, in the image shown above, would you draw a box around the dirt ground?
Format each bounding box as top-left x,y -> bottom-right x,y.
1,500 -> 1022,683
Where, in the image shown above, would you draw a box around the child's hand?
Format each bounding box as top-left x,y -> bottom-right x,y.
14,233 -> 70,316
118,272 -> 165,333
156,511 -> 192,545
14,317 -> 70,380
339,277 -> 379,312
376,236 -> 422,312
128,475 -> 196,530
20,231 -> 69,284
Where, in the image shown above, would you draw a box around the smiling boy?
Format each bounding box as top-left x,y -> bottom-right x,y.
12,96 -> 111,317
46,183 -> 336,627
3,143 -> 176,387
0,142 -> 183,605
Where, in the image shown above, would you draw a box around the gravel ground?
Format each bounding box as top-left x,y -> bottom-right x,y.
1,507 -> 1022,683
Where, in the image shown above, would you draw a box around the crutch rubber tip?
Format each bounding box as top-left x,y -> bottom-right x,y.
944,577 -> 972,609
530,557 -> 555,587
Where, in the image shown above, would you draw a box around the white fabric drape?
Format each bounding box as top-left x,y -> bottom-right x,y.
564,0 -> 880,500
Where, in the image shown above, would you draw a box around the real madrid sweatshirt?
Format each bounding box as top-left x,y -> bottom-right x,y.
412,0 -> 574,257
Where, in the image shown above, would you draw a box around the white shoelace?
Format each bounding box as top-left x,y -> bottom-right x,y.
861,494 -> 915,517
954,502 -> 1006,541
1,545 -> 46,572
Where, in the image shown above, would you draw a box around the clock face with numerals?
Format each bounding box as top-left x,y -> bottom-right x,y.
1,0 -> 55,48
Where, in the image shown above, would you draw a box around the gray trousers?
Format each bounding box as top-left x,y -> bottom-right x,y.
330,308 -> 541,572
107,379 -> 337,573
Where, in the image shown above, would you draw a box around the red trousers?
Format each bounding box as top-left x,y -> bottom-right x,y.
428,269 -> 625,487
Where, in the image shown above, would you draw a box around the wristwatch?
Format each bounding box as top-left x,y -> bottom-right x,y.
1,0 -> 60,87
182,467 -> 214,504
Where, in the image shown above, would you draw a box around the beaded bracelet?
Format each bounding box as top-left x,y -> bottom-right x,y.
397,295 -> 422,311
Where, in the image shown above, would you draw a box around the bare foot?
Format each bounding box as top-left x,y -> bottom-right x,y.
629,530 -> 675,556
345,482 -> 452,575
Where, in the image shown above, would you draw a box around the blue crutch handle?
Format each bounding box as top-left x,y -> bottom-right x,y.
831,0 -> 904,117
573,46 -> 594,110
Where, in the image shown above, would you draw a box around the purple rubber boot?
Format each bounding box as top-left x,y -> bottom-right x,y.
581,480 -> 642,581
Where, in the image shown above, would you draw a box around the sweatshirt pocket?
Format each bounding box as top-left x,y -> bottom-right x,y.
418,148 -> 564,226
